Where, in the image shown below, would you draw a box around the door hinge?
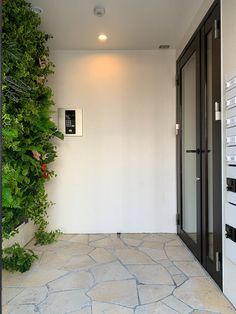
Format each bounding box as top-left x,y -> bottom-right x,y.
216,251 -> 222,272
176,75 -> 180,86
176,213 -> 180,226
176,123 -> 180,135
214,19 -> 220,39
215,101 -> 221,120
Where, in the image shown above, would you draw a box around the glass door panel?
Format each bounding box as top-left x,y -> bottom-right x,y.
204,2 -> 222,287
206,30 -> 214,262
182,53 -> 197,243
177,33 -> 201,261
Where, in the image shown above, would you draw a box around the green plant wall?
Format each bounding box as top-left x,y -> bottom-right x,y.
2,0 -> 63,272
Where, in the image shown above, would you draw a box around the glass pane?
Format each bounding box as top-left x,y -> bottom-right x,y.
182,52 -> 197,243
207,30 -> 214,261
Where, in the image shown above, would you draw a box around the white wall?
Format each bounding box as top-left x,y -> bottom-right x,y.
221,0 -> 236,307
46,50 -> 176,234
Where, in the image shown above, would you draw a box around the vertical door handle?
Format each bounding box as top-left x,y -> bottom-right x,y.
215,102 -> 221,121
216,251 -> 221,272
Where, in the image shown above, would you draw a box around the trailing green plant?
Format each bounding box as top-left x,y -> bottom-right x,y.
2,244 -> 38,273
35,229 -> 62,245
2,0 -> 63,270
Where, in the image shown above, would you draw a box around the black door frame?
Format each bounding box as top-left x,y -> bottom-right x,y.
201,2 -> 222,287
176,0 -> 222,288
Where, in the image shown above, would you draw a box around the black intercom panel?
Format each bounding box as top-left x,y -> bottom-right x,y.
65,110 -> 76,134
226,178 -> 236,192
225,224 -> 236,243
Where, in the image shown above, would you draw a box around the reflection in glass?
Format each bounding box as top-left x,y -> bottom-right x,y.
182,53 -> 197,243
207,30 -> 214,261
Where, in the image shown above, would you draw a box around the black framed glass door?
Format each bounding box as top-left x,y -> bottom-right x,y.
177,0 -> 222,288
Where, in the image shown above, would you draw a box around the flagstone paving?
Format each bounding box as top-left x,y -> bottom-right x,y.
2,233 -> 236,314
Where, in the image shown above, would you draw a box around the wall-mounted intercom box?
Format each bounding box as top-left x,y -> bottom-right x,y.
58,108 -> 83,137
225,75 -> 236,265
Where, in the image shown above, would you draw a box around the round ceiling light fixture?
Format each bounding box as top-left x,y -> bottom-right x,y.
94,6 -> 106,17
31,6 -> 43,14
98,33 -> 108,42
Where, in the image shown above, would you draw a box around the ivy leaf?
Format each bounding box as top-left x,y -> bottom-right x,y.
22,168 -> 28,176
2,0 -> 63,272
54,130 -> 64,140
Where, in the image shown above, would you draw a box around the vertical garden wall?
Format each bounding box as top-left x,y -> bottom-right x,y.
2,0 -> 63,272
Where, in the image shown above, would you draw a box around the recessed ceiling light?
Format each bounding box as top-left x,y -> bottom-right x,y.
98,34 -> 108,42
159,45 -> 170,49
31,7 -> 43,14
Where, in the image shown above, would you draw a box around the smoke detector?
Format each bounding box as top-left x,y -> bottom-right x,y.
31,7 -> 43,14
94,6 -> 106,17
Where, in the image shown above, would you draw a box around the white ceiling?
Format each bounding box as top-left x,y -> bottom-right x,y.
30,0 -> 205,50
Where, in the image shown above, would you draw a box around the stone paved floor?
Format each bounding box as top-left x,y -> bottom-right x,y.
2,233 -> 236,314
